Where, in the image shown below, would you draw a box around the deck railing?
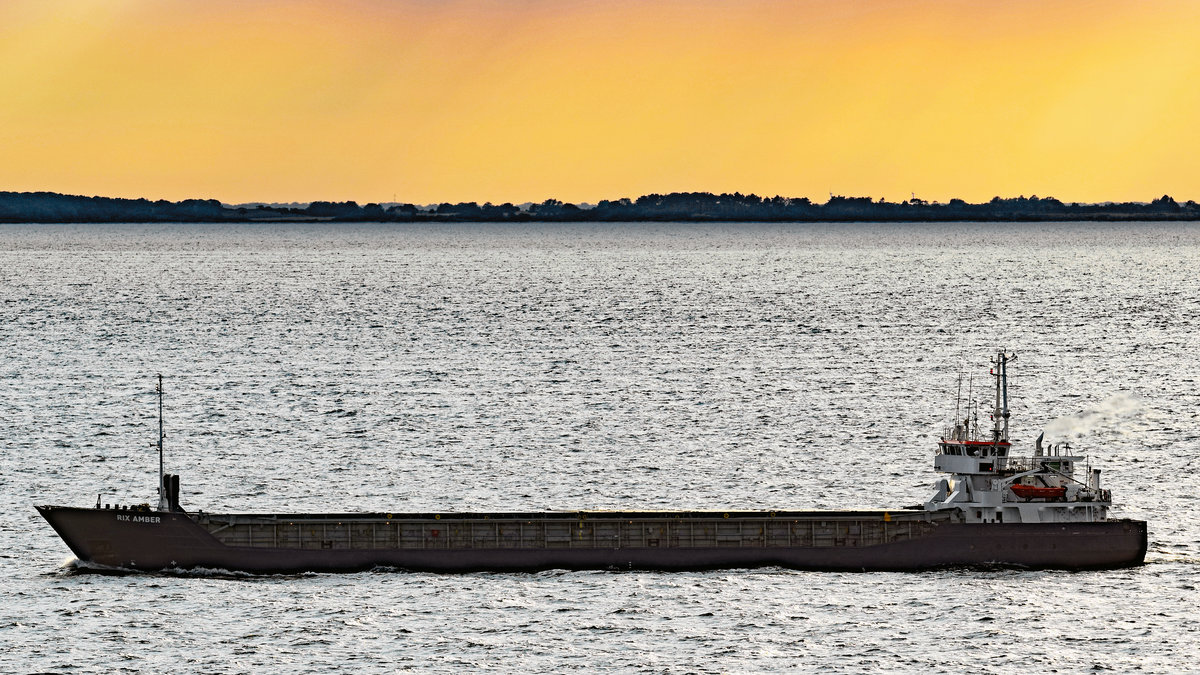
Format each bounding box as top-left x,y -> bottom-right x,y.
1000,455 -> 1084,473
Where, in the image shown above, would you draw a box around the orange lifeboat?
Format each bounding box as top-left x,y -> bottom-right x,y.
1010,484 -> 1067,500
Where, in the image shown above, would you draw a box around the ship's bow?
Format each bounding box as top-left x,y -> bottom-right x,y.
36,505 -> 223,571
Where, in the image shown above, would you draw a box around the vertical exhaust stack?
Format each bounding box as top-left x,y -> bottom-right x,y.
160,473 -> 182,512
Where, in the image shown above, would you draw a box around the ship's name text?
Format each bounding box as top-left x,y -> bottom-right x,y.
116,514 -> 161,524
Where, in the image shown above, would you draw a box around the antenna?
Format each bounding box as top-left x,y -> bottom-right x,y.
967,375 -> 974,439
1002,351 -> 1016,440
953,373 -> 963,439
989,351 -> 1016,442
157,374 -> 166,511
990,352 -> 1002,441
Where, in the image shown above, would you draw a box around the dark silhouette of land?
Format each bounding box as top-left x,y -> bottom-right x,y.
1,190 -> 1197,223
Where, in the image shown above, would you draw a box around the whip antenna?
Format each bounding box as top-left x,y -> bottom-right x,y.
157,374 -> 166,511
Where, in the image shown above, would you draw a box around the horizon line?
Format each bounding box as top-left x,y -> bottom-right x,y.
5,189 -> 1197,210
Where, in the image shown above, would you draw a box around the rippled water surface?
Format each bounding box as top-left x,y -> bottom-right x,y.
2,222 -> 1198,673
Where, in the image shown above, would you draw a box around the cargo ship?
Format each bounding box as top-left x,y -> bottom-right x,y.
36,353 -> 1147,573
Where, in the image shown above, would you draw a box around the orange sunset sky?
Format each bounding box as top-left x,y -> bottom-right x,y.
2,0 -> 1198,205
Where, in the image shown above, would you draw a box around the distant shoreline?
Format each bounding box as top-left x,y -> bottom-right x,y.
2,190 -> 1198,223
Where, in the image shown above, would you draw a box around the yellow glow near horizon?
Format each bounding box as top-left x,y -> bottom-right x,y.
1,0 -> 1198,204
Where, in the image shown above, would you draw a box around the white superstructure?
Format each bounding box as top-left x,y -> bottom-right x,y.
924,352 -> 1111,524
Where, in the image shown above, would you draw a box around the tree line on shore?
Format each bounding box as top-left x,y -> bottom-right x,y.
2,190 -> 1198,223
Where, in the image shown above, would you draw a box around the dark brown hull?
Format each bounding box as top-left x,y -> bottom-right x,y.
36,505 -> 1147,574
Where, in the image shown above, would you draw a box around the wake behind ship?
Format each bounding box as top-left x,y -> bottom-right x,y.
36,353 -> 1147,573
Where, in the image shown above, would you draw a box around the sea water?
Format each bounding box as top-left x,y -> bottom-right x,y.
1,222 -> 1197,673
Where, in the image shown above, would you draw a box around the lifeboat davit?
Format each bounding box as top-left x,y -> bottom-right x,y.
1010,484 -> 1067,500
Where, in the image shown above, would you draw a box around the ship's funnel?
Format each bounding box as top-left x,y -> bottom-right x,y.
160,473 -> 183,512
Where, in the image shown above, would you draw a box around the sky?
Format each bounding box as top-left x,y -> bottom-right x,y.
2,0 -> 1198,205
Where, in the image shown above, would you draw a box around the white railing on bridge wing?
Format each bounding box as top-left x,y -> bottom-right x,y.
1001,455 -> 1087,472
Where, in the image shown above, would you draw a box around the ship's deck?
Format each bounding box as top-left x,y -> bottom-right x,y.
194,508 -> 935,522
192,508 -> 958,553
